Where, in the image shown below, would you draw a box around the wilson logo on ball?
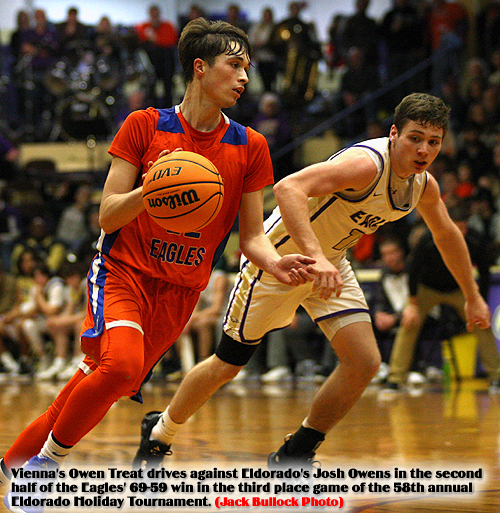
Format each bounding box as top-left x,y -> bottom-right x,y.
142,151 -> 224,233
146,190 -> 200,210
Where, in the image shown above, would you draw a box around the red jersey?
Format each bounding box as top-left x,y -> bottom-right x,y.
99,106 -> 274,291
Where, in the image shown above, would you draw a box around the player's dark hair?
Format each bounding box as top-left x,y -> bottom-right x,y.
394,93 -> 450,136
178,17 -> 251,83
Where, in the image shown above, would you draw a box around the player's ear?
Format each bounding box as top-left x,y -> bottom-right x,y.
389,125 -> 398,143
193,58 -> 205,77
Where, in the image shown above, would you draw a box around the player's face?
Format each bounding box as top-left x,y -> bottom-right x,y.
389,120 -> 443,179
202,46 -> 250,108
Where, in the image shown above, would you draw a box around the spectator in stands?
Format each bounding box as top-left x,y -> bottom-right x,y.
334,46 -> 380,140
271,1 -> 322,106
37,261 -> 87,381
9,10 -> 31,125
16,9 -> 59,139
439,75 -> 468,134
251,92 -> 293,182
370,237 -> 443,384
9,10 -> 31,64
178,4 -> 206,33
383,205 -> 500,392
56,183 -> 93,253
260,307 -> 327,383
468,187 -> 500,260
425,0 -> 469,94
325,14 -> 346,72
380,0 -> 427,104
135,4 -> 178,108
455,122 -> 493,184
19,261 -> 67,376
341,0 -> 380,67
475,0 -> 500,61
75,205 -> 101,269
0,132 -> 20,184
455,161 -> 476,201
248,7 -> 278,92
91,15 -> 123,94
225,4 -> 250,33
56,7 -> 90,67
0,263 -> 24,376
11,217 -> 66,274
179,258 -> 229,365
0,187 -> 22,271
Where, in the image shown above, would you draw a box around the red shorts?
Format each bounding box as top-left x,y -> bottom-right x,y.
80,254 -> 200,387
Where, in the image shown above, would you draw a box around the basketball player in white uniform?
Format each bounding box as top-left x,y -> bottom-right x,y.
134,93 -> 492,468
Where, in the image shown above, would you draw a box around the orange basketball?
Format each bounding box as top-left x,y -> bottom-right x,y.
142,151 -> 224,233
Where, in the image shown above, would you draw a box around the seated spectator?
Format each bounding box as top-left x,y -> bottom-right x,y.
37,260 -> 87,381
383,205 -> 500,392
56,183 -> 93,253
11,216 -> 67,274
19,261 -> 67,375
370,237 -> 442,384
179,259 -> 229,366
251,92 -> 293,182
260,307 -> 327,382
0,263 -> 25,376
0,187 -> 22,271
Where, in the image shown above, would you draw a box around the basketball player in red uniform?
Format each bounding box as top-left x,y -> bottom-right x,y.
1,18 -> 314,512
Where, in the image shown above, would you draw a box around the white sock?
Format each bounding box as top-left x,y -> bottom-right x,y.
150,407 -> 182,445
39,432 -> 71,465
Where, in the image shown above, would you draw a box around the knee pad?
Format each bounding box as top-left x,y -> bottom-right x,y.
215,332 -> 260,366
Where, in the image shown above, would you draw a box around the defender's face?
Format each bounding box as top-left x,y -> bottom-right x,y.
389,120 -> 443,179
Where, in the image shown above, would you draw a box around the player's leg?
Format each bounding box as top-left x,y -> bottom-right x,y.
133,263 -> 306,469
132,333 -> 259,469
269,318 -> 380,467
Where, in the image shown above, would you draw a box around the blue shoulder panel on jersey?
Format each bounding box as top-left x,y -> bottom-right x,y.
221,120 -> 247,145
157,107 -> 184,133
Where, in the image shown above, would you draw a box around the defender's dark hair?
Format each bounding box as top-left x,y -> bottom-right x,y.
394,93 -> 450,136
178,17 -> 252,84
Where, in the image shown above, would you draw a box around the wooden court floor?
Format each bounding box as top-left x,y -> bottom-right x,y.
1,377 -> 500,512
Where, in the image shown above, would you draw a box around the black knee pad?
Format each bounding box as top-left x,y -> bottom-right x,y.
215,332 -> 260,366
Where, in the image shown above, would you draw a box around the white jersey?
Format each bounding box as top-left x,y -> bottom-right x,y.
224,137 -> 429,344
263,137 -> 428,263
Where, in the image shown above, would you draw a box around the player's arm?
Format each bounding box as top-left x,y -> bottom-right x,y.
417,174 -> 490,330
99,156 -> 144,234
273,148 -> 377,298
238,189 -> 315,286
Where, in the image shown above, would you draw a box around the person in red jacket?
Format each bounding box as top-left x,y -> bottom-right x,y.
135,4 -> 178,107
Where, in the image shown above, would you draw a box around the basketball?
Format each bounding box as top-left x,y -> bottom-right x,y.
142,151 -> 224,233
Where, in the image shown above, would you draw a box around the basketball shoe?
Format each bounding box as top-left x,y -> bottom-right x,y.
268,434 -> 317,469
3,455 -> 58,513
132,411 -> 172,470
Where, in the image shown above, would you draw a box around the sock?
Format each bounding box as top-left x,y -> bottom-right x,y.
151,407 -> 182,445
39,432 -> 72,466
286,423 -> 326,456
